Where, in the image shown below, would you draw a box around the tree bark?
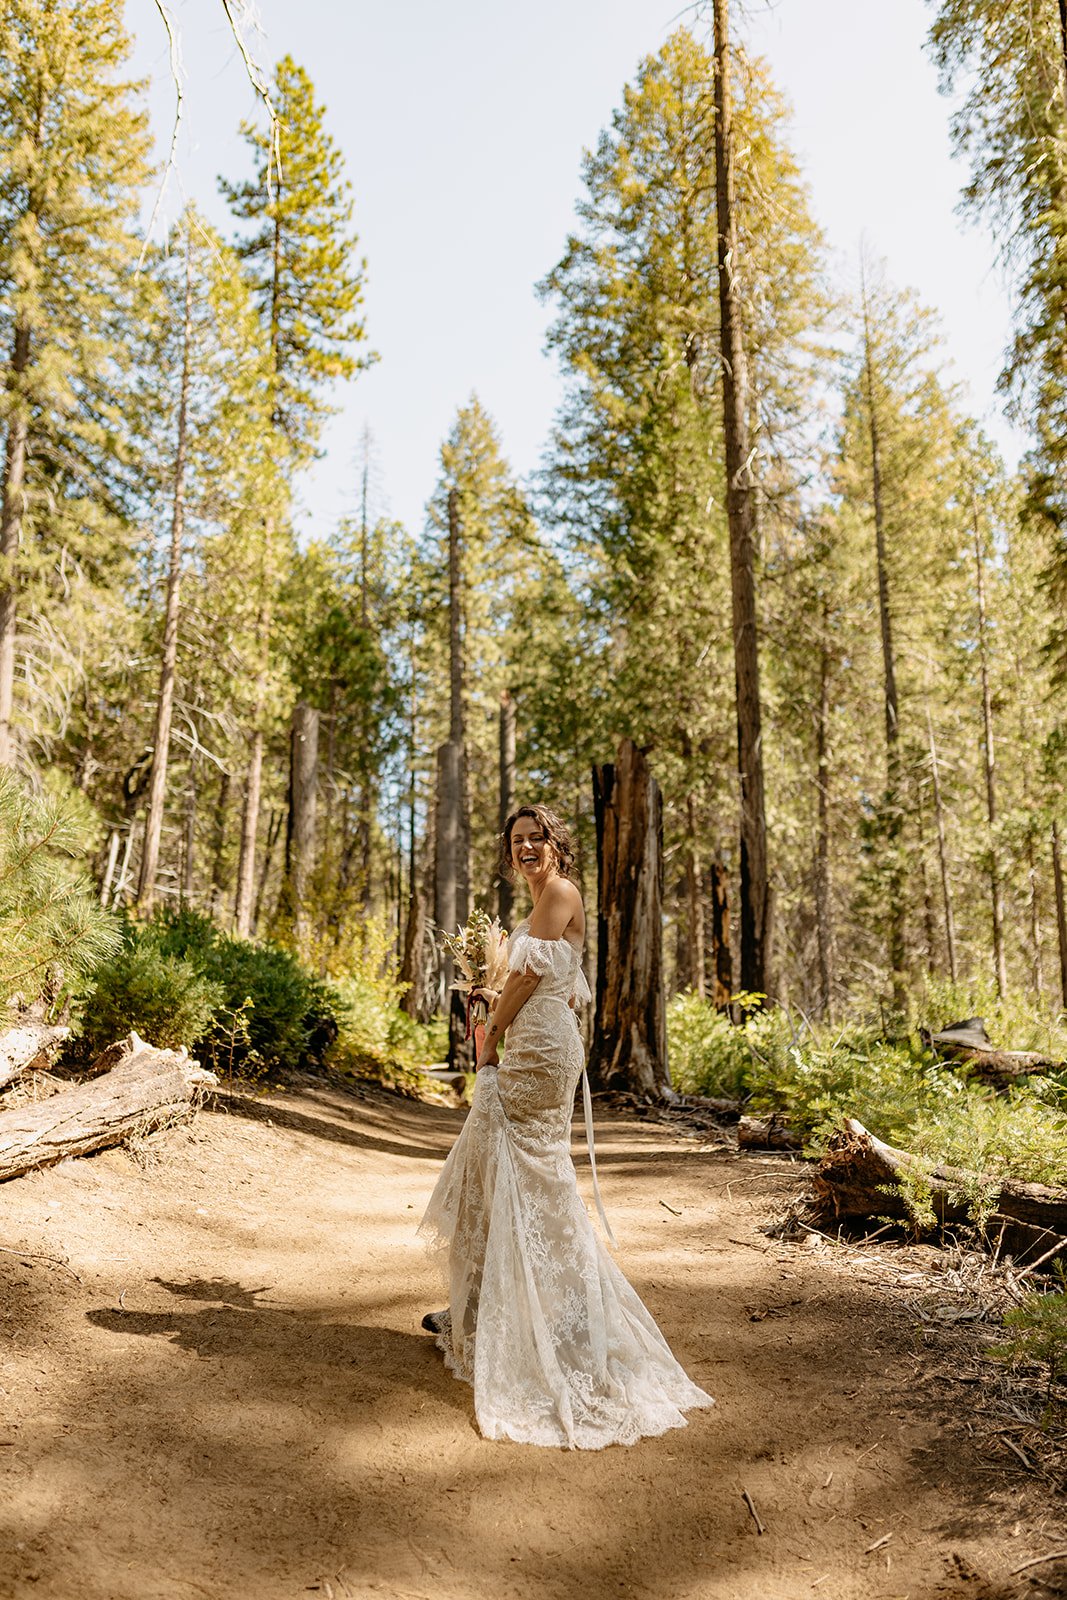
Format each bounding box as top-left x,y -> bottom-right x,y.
684,801 -> 705,997
1052,821 -> 1067,1010
973,501 -> 1007,998
927,707 -> 958,982
0,1035 -> 216,1183
861,268 -> 905,1006
706,854 -> 733,1010
712,0 -> 770,998
138,235 -> 193,909
0,317 -> 31,768
590,739 -> 670,1097
497,688 -> 516,925
287,700 -> 319,947
813,1117 -> 1067,1264
209,771 -> 231,914
234,721 -> 265,936
0,1024 -> 70,1092
814,617 -> 834,1019
435,487 -> 470,1066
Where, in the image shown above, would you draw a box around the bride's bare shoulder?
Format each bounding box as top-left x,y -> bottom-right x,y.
528,875 -> 584,941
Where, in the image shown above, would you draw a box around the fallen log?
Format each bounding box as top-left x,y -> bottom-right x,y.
737,1114 -> 802,1152
923,1017 -> 1063,1090
812,1118 -> 1067,1264
0,1022 -> 71,1091
0,1033 -> 217,1183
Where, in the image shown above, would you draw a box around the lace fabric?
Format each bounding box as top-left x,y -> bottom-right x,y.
418,917 -> 714,1450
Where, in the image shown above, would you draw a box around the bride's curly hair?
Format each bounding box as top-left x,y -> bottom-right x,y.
500,804 -> 577,882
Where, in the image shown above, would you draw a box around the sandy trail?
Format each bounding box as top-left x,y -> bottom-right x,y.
0,1078 -> 1062,1600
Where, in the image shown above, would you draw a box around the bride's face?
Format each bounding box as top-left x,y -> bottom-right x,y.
511,816 -> 555,885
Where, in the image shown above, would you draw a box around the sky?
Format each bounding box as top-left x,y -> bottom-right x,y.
127,0 -> 1023,541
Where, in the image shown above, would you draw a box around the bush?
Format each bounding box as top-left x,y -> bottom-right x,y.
81,937 -> 224,1056
995,1287 -> 1067,1413
76,908 -> 341,1079
667,992 -> 756,1099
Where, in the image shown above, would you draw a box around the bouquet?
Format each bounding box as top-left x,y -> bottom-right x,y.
440,908 -> 510,1052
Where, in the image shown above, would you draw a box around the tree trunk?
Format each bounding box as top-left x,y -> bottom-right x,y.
233,528 -> 272,937
814,617 -> 834,1019
234,721 -> 265,936
0,1035 -> 216,1183
973,502 -> 1007,998
706,854 -> 733,1010
138,237 -> 193,908
209,771 -> 231,914
1053,821 -> 1067,1010
253,807 -> 282,934
927,708 -> 958,982
181,765 -> 197,901
497,688 -> 516,925
0,317 -> 31,768
590,739 -> 670,1097
1026,829 -> 1044,997
712,0 -> 770,998
435,487 -> 470,1066
684,797 -> 705,997
861,268 -> 905,1006
287,700 -> 319,947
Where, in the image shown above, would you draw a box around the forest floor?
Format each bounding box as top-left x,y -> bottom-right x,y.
0,1075 -> 1065,1600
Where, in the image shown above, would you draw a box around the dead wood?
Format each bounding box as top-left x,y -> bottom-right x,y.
0,1033 -> 217,1182
923,1017 -> 1063,1089
737,1114 -> 802,1152
0,1022 -> 70,1091
812,1117 -> 1067,1263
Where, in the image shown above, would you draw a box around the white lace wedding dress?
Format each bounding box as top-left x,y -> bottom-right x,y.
418,919 -> 714,1450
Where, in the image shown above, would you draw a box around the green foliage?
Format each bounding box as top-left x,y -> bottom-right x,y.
667,993 -> 753,1100
0,770 -> 120,1009
77,909 -> 339,1079
995,1285 -> 1067,1412
668,992 -> 1067,1201
80,937 -> 223,1056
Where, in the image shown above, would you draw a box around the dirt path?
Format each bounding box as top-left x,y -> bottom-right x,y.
0,1078 -> 1063,1600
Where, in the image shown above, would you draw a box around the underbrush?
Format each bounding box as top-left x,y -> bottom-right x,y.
74,906 -> 443,1093
667,985 -> 1067,1193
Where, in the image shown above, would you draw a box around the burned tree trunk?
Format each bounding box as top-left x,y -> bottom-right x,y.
713,0 -> 771,998
706,855 -> 733,1011
0,1035 -> 216,1183
285,700 -> 319,947
591,739 -> 670,1098
435,488 -> 470,1066
497,688 -> 516,924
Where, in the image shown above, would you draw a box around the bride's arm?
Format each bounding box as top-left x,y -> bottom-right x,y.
476,968 -> 540,1068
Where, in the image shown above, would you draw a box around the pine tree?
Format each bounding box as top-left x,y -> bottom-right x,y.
0,0 -> 152,766
220,54 -> 373,933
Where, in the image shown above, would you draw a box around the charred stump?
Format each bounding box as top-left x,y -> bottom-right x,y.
591,739 -> 670,1098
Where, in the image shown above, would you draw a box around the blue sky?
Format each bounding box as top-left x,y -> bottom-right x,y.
128,0 -> 1022,540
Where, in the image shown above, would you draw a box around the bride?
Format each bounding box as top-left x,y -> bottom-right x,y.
418,802 -> 713,1450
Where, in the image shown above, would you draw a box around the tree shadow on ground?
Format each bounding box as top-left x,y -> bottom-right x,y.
0,1259 -> 1039,1600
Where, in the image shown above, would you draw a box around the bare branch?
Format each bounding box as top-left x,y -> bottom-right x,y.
218,0 -> 282,194
138,0 -> 185,269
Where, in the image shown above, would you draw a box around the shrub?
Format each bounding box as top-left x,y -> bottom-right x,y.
75,908 -> 341,1078
995,1287 -> 1067,1413
667,992 -> 755,1099
81,936 -> 223,1055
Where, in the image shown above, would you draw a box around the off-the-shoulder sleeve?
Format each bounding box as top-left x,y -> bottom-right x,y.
572,966 -> 592,1006
507,928 -> 569,978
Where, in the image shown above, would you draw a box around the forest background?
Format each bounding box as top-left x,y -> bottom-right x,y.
7,0 -> 1067,1185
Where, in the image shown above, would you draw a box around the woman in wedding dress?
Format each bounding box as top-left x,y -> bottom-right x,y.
418,803 -> 713,1450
